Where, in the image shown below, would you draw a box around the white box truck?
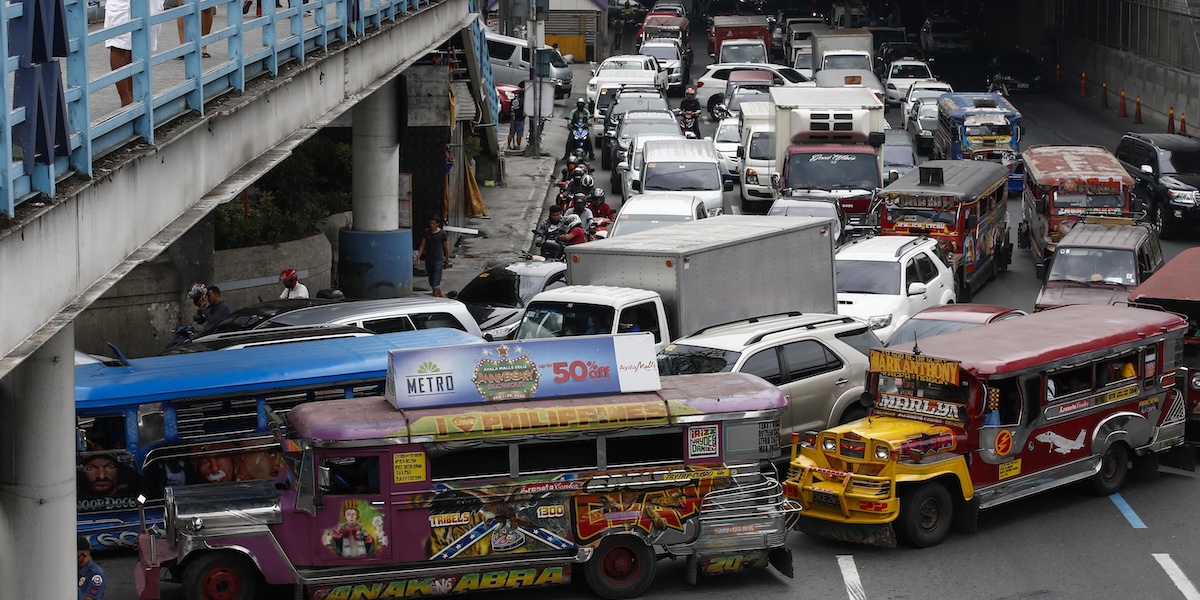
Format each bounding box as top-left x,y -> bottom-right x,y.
514,215 -> 837,351
768,86 -> 886,226
812,28 -> 874,72
737,101 -> 777,213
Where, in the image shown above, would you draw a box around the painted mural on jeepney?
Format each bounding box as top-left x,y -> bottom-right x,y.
574,467 -> 731,544
321,499 -> 389,559
423,484 -> 576,560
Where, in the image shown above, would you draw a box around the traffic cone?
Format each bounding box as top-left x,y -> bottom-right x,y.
1182,113 -> 1188,135
1168,107 -> 1175,134
1080,72 -> 1087,97
1100,83 -> 1108,108
1133,96 -> 1143,124
1118,90 -> 1127,117
1055,63 -> 1061,87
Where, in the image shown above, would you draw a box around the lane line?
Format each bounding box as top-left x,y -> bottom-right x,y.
838,555 -> 867,600
1154,554 -> 1200,600
1110,493 -> 1147,529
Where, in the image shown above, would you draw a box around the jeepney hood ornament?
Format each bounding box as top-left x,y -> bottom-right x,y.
166,480 -> 283,535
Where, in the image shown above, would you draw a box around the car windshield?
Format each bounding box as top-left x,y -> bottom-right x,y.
786,152 -> 880,190
620,120 -> 679,140
611,213 -> 693,236
824,55 -> 872,70
793,53 -> 812,69
891,64 -> 931,79
722,44 -> 766,63
1162,149 -> 1200,174
1053,193 -> 1124,210
886,43 -> 922,59
539,48 -> 568,68
883,146 -> 916,167
613,98 -> 670,117
918,104 -> 938,119
748,131 -> 774,160
643,161 -> 721,190
1047,247 -> 1138,285
884,319 -> 982,346
715,122 -> 741,143
728,89 -> 769,112
640,45 -> 678,60
837,260 -> 901,295
454,269 -> 545,308
516,302 -> 615,339
769,202 -> 836,219
657,343 -> 740,374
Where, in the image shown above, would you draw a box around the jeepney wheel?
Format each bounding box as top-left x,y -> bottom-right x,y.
1091,443 -> 1129,496
897,483 -> 953,548
183,551 -> 258,600
585,536 -> 657,599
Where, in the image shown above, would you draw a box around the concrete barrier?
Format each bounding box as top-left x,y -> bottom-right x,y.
1062,36 -> 1200,129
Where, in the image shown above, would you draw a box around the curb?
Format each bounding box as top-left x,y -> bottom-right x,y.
515,157 -> 562,256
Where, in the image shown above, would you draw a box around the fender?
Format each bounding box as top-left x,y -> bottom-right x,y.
894,454 -> 975,502
183,533 -> 297,586
1091,411 -> 1153,454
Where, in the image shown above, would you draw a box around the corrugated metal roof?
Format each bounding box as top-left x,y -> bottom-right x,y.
450,81 -> 477,123
883,160 -> 1009,199
1022,145 -> 1132,185
1059,222 -> 1152,250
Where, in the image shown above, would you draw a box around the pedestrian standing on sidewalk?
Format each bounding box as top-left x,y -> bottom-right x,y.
612,16 -> 624,51
507,81 -> 526,150
78,536 -> 107,600
416,217 -> 452,297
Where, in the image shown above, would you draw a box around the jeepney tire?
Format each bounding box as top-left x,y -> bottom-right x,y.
897,482 -> 953,548
1091,443 -> 1130,496
182,551 -> 259,600
951,496 -> 980,534
584,536 -> 657,600
1131,452 -> 1160,482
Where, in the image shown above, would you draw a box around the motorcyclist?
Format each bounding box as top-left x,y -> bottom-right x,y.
588,188 -> 614,219
678,88 -> 702,137
556,214 -> 589,246
535,205 -> 567,257
565,99 -> 595,161
566,171 -> 594,197
988,73 -> 1009,96
571,195 -> 594,224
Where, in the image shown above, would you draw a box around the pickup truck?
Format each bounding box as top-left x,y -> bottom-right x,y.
586,55 -> 665,107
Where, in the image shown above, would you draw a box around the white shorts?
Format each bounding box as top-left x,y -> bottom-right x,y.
104,0 -> 165,52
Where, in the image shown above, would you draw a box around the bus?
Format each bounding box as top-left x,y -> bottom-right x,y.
75,328 -> 483,549
782,305 -> 1190,548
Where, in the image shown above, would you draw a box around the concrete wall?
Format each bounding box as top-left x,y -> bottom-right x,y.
75,232 -> 332,358
1061,35 -> 1200,126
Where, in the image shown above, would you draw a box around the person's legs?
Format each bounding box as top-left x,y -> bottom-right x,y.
110,48 -> 134,106
426,261 -> 445,297
201,7 -> 215,55
176,15 -> 186,43
514,119 -> 525,148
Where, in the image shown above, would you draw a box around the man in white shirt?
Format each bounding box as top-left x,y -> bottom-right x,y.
279,268 -> 310,299
104,0 -> 165,106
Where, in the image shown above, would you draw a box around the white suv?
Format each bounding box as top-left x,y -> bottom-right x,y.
834,236 -> 956,341
658,313 -> 881,439
694,63 -> 809,117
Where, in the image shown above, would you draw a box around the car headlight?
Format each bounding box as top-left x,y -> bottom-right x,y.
920,129 -> 932,136
874,445 -> 890,460
483,321 -> 521,341
1168,189 -> 1198,205
551,77 -> 564,85
745,168 -> 758,185
587,83 -> 597,92
867,315 -> 892,330
821,436 -> 836,451
1191,372 -> 1200,391
1033,75 -> 1042,82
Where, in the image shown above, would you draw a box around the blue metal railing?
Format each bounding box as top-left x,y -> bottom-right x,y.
466,0 -> 497,128
0,0 -> 465,216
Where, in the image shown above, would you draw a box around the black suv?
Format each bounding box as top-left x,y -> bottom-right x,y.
1115,132 -> 1200,238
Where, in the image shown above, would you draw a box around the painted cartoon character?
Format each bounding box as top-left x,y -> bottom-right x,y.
323,500 -> 377,558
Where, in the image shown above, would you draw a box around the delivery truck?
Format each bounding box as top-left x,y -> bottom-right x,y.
737,101 -> 777,212
812,28 -> 873,71
515,215 -> 837,351
709,15 -> 771,58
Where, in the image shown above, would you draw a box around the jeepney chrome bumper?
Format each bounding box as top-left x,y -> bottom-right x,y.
668,473 -> 800,557
784,464 -> 898,526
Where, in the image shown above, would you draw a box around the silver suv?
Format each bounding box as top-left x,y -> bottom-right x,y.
657,312 -> 879,440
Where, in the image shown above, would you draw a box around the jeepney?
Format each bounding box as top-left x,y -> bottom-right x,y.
782,305 -> 1190,548
1129,247 -> 1200,446
136,336 -> 799,600
877,161 -> 1013,302
1018,145 -> 1136,275
934,93 -> 1023,192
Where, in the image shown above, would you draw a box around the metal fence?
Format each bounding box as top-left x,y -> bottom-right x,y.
0,0 -> 497,217
1058,0 -> 1200,72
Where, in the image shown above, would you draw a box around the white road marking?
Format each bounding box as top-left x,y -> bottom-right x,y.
838,555 -> 867,600
1154,554 -> 1200,600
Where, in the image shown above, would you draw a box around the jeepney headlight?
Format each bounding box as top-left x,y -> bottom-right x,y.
874,445 -> 890,460
821,436 -> 836,451
867,315 -> 892,330
1191,372 -> 1200,391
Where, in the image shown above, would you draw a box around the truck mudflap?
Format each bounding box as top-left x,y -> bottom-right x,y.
795,516 -> 897,548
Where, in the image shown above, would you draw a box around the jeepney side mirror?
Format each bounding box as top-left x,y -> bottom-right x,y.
631,180 -> 642,192
951,125 -> 961,142
1014,125 -> 1022,142
723,179 -> 735,192
317,465 -> 331,492
858,391 -> 873,408
1140,164 -> 1153,175
770,172 -> 782,189
736,146 -> 744,158
886,170 -> 899,185
1035,198 -> 1047,214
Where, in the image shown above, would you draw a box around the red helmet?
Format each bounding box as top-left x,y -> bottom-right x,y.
280,268 -> 299,288
685,87 -> 696,97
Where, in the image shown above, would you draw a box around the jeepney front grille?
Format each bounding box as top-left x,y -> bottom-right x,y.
822,456 -> 884,477
808,466 -> 892,497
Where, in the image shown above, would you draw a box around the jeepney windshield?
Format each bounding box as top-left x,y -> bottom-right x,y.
886,207 -> 958,227
1046,247 -> 1137,285
964,123 -> 1013,137
516,302 -> 616,339
657,343 -> 740,374
1053,193 -> 1123,210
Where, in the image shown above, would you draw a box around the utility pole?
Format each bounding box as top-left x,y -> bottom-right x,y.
524,0 -> 547,157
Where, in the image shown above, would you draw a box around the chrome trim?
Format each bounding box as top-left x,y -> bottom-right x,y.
296,549 -> 591,586
977,455 -> 1098,510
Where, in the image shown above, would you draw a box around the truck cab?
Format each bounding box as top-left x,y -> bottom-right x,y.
516,285 -> 671,351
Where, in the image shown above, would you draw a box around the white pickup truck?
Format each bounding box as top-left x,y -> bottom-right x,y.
586,55 -> 666,107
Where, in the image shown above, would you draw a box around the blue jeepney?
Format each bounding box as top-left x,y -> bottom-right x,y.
934,93 -> 1023,193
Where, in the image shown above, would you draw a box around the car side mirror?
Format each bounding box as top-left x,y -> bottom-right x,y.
316,465 -> 331,491
707,207 -> 724,217
631,180 -> 642,192
907,282 -> 928,296
736,146 -> 744,158
617,161 -> 630,171
591,69 -> 597,76
886,170 -> 899,185
1035,199 -> 1047,213
723,179 -> 735,192
887,83 -> 897,90
1140,164 -> 1153,174
770,172 -> 781,189
445,291 -> 458,299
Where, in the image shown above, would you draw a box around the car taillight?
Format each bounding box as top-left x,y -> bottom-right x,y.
696,81 -> 703,87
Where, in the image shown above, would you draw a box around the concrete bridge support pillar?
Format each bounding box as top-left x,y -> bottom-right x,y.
340,79 -> 413,298
0,324 -> 76,599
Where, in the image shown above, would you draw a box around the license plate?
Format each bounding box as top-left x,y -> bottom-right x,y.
812,491 -> 840,508
1017,83 -> 1029,89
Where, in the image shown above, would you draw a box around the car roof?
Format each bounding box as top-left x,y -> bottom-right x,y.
620,193 -> 704,215
631,133 -> 686,151
837,235 -> 933,261
263,297 -> 471,326
1057,222 -> 1152,250
1129,247 -> 1200,302
530,285 -> 659,305
909,304 -> 1025,324
890,59 -> 929,67
643,138 -> 721,161
1128,133 -> 1200,150
670,312 -> 861,352
174,324 -> 373,354
621,109 -> 677,122
484,260 -> 568,277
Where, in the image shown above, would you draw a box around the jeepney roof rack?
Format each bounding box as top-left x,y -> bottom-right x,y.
691,311 -> 806,336
973,97 -> 998,108
918,166 -> 944,186
744,316 -> 859,346
1076,215 -> 1138,228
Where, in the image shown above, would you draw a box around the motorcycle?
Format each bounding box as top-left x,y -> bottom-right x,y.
532,222 -> 567,260
163,325 -> 196,352
567,121 -> 590,157
588,216 -> 613,240
988,76 -> 1010,97
674,108 -> 702,139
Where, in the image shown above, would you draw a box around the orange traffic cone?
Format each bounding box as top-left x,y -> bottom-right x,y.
1055,63 -> 1061,87
1100,83 -> 1108,108
1182,113 -> 1188,135
1168,107 -> 1176,134
1133,96 -> 1143,124
1080,72 -> 1087,97
1118,90 -> 1127,117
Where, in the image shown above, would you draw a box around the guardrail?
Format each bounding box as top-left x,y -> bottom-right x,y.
0,0 -> 471,217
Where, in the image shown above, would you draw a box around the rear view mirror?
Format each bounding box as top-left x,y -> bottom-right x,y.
317,465 -> 331,491
907,282 -> 928,296
617,161 -> 630,171
445,291 -> 458,299
736,146 -> 744,158
770,172 -> 781,189
1141,164 -> 1153,174
631,180 -> 642,192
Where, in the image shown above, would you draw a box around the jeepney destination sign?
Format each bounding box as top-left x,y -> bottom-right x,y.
869,349 -> 961,386
385,334 -> 662,409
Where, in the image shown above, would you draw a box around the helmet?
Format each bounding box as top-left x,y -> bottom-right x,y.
591,188 -> 605,200
573,166 -> 586,178
563,214 -> 583,230
573,192 -> 588,206
187,283 -> 208,306
582,174 -> 594,188
685,87 -> 696,97
576,98 -> 586,106
279,268 -> 299,287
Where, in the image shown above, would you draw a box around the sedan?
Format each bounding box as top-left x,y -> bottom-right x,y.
901,80 -> 953,123
906,100 -> 939,155
884,60 -> 934,106
768,198 -> 851,248
448,260 -> 568,340
883,304 -> 1026,346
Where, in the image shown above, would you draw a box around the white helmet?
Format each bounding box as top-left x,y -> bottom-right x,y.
582,174 -> 594,188
563,214 -> 583,230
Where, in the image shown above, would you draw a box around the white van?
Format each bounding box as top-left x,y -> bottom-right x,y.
632,139 -> 734,212
484,30 -> 573,99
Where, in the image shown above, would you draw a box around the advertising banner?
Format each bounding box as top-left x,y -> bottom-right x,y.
385,334 -> 661,409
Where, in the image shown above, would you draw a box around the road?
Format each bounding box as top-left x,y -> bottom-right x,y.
96,46 -> 1200,600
